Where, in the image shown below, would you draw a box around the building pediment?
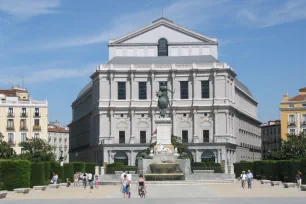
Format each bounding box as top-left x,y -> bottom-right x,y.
109,18 -> 217,46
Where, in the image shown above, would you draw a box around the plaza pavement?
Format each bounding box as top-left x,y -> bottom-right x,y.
1,180 -> 306,204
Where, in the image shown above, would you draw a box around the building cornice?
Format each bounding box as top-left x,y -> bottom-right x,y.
280,101 -> 306,104
279,107 -> 306,111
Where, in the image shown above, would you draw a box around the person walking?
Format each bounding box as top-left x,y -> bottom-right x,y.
247,170 -> 253,189
82,173 -> 87,189
88,172 -> 94,192
51,173 -> 58,184
120,171 -> 126,181
121,174 -> 131,199
240,171 -> 247,189
296,171 -> 302,188
127,171 -> 132,198
94,174 -> 99,189
73,172 -> 78,186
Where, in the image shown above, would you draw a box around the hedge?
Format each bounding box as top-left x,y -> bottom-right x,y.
85,163 -> 96,174
0,160 -> 31,190
43,161 -> 51,181
64,163 -> 74,181
72,162 -> 85,173
30,163 -> 45,187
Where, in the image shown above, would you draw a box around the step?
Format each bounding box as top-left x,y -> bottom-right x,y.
14,188 -> 30,194
48,184 -> 60,188
0,191 -> 7,199
271,181 -> 282,186
301,185 -> 306,191
99,179 -> 235,185
260,180 -> 271,184
283,183 -> 295,188
33,186 -> 47,191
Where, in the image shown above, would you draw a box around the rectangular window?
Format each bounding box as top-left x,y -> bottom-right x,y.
289,115 -> 295,125
21,133 -> 27,142
34,133 -> 39,139
34,119 -> 40,126
117,82 -> 126,100
289,104 -> 294,108
22,108 -> 26,113
8,107 -> 14,116
138,82 -> 147,100
203,130 -> 209,142
302,104 -> 306,107
7,119 -> 14,128
140,131 -> 146,144
289,129 -> 295,134
180,81 -> 189,99
119,131 -> 125,144
302,114 -> 306,125
35,108 -> 39,116
182,130 -> 188,143
8,133 -> 14,142
201,81 -> 210,98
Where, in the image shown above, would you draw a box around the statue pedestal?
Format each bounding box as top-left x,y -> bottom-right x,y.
155,118 -> 172,145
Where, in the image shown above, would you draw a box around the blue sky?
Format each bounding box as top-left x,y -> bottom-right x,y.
0,0 -> 306,126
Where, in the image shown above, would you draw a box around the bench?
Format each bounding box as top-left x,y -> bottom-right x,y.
260,180 -> 271,184
271,181 -> 282,186
283,183 -> 295,188
0,191 -> 7,199
14,188 -> 30,194
301,185 -> 306,191
193,170 -> 214,174
33,186 -> 47,191
48,184 -> 60,189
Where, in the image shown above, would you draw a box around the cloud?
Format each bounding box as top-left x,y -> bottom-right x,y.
0,0 -> 61,20
0,63 -> 97,85
237,0 -> 306,28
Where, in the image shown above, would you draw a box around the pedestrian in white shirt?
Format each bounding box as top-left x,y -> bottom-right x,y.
126,171 -> 132,198
120,171 -> 126,181
240,171 -> 247,189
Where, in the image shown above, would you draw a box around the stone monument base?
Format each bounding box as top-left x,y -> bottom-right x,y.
154,144 -> 174,154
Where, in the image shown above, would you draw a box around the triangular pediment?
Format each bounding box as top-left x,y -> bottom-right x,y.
109,18 -> 217,45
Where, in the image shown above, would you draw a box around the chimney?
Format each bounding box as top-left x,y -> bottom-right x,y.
283,93 -> 289,101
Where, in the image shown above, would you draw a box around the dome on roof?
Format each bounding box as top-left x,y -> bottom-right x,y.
76,81 -> 93,99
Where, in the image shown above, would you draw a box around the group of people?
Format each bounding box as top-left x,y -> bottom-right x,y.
120,171 -> 146,199
73,172 -> 99,191
240,170 -> 303,189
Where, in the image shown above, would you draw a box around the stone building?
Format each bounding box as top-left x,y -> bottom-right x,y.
48,121 -> 69,163
0,86 -> 48,154
69,18 -> 261,173
261,120 -> 281,160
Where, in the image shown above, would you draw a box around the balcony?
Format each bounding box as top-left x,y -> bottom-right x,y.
288,122 -> 296,126
20,126 -> 28,131
34,113 -> 40,117
20,113 -> 28,117
8,140 -> 16,146
7,112 -> 14,117
6,126 -> 15,131
33,125 -> 41,131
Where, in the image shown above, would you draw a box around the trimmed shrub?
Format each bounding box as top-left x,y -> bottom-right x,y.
56,166 -> 64,183
233,161 -> 254,178
72,162 -> 85,173
0,160 -> 31,190
43,161 -> 51,181
64,163 -> 74,181
85,163 -> 96,174
30,163 -> 45,187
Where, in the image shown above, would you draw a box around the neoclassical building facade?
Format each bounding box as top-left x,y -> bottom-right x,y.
69,18 -> 262,173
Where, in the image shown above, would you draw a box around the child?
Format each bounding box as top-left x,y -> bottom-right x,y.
94,174 -> 99,189
66,178 -> 71,187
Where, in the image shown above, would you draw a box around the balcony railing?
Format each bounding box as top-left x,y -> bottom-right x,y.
6,126 -> 15,131
288,122 -> 296,126
33,125 -> 41,131
34,113 -> 40,117
20,126 -> 28,131
20,112 -> 28,117
7,112 -> 14,117
8,140 -> 16,146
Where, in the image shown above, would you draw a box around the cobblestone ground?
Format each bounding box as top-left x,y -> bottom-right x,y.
1,181 -> 306,204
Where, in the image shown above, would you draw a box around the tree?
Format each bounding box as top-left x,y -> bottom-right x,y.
0,141 -> 15,159
271,133 -> 306,160
18,138 -> 56,162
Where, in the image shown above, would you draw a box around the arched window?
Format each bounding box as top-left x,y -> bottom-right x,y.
158,38 -> 168,56
201,150 -> 215,162
114,151 -> 128,166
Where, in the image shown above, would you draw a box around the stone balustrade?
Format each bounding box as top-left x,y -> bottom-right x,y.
283,183 -> 295,188
193,170 -> 214,174
0,191 -> 7,199
14,188 -> 30,194
33,186 -> 47,191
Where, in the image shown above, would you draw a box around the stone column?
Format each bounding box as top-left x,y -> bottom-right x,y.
192,71 -> 196,101
230,150 -> 234,174
130,72 -> 134,101
95,166 -> 100,175
217,149 -> 221,163
224,149 -> 229,174
110,72 -> 114,100
225,112 -> 229,136
195,150 -> 199,162
151,110 -> 156,143
151,72 -> 155,101
193,110 -> 199,143
130,110 -> 135,144
172,109 -> 176,136
109,110 -> 114,144
100,166 -> 105,175
172,72 -> 175,102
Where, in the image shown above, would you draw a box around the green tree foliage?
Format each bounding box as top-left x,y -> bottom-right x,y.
18,138 -> 56,162
271,133 -> 306,160
0,141 -> 16,159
